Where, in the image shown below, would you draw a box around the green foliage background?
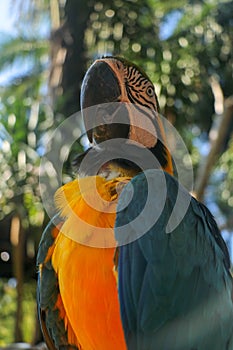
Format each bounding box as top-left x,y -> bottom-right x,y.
0,280 -> 36,345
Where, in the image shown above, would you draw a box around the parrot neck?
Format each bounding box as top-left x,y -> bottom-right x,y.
98,160 -> 140,180
73,146 -> 173,179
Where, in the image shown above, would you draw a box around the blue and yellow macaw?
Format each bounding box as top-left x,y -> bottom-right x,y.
37,57 -> 233,349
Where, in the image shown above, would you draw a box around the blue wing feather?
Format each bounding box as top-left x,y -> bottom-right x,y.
115,170 -> 233,350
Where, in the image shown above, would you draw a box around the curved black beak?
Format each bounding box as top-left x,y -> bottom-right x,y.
81,60 -> 121,109
80,60 -> 129,143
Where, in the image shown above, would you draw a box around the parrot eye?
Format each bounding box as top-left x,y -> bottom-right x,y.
146,86 -> 154,97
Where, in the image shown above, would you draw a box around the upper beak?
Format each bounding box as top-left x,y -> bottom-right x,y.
80,60 -> 121,109
80,60 -> 129,143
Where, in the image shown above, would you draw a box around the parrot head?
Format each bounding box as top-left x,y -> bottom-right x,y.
79,56 -> 173,176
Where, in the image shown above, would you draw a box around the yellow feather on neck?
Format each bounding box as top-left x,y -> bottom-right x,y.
54,176 -> 131,248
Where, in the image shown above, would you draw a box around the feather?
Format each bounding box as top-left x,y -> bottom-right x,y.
37,218 -> 79,349
38,176 -> 132,349
115,169 -> 233,350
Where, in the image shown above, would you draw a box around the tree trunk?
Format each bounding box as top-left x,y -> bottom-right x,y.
49,0 -> 93,117
61,0 -> 93,116
10,214 -> 25,342
194,96 -> 233,201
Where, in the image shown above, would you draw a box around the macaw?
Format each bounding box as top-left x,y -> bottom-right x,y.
37,56 -> 233,349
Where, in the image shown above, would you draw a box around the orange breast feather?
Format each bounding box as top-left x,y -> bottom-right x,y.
52,176 -> 130,350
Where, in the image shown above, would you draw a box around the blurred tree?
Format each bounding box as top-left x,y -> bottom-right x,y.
216,135 -> 233,229
0,0 -> 51,342
50,0 -> 181,114
163,1 -> 233,205
53,0 -> 232,134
